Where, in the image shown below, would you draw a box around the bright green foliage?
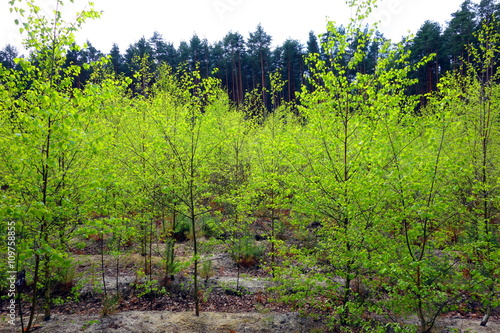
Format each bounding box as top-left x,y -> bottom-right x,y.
251,106 -> 298,277
147,64 -> 234,315
377,107 -> 466,332
272,0 -> 455,331
0,1 -> 121,330
277,9 -> 382,333
435,18 -> 500,327
208,101 -> 256,287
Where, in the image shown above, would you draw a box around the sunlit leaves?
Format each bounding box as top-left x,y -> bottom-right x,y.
0,1 -> 123,329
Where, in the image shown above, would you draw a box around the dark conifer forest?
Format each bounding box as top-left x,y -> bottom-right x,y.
0,0 -> 499,332
1,0 -> 499,109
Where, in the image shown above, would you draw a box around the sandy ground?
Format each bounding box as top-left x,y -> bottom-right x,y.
0,311 -> 324,333
1,311 -> 499,333
1,244 -> 498,332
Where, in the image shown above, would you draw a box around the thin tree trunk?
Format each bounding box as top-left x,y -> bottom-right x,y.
101,232 -> 108,301
26,254 -> 40,331
116,234 -> 121,294
480,303 -> 492,326
260,50 -> 266,108
43,255 -> 51,321
238,58 -> 244,103
191,199 -> 199,316
27,116 -> 53,330
189,138 -> 200,316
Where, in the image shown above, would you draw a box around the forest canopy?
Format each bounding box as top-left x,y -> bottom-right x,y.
1,0 -> 499,109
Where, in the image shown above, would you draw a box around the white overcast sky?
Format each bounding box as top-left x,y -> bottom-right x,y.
1,0 -> 466,54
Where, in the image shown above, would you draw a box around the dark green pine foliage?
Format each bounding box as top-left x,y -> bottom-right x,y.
365,31 -> 386,75
347,26 -> 377,77
269,44 -> 286,104
200,38 -> 212,78
210,41 -> 229,86
178,41 -> 190,66
124,36 -> 155,95
247,24 -> 272,108
5,0 -> 497,108
188,34 -> 211,78
306,31 -> 320,55
83,41 -> 104,82
475,1 -> 500,75
317,25 -> 378,80
65,41 -> 103,88
109,43 -> 124,75
305,31 -> 320,92
476,0 -> 500,73
149,31 -> 179,68
279,39 -> 304,103
408,21 -> 447,101
188,34 -> 202,72
443,0 -> 478,69
84,41 -> 104,63
476,0 -> 500,24
0,45 -> 19,69
124,36 -> 154,74
222,31 -> 246,104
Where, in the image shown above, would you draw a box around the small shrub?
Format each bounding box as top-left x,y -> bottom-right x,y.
101,294 -> 121,317
231,236 -> 265,268
175,219 -> 191,242
199,260 -> 215,283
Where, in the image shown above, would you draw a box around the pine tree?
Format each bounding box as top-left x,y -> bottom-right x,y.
149,31 -> 178,67
0,45 -> 19,69
124,37 -> 155,95
408,21 -> 447,101
223,31 -> 246,103
178,41 -> 190,65
109,43 -> 124,75
476,0 -> 500,24
443,0 -> 477,69
247,24 -> 272,108
306,31 -> 320,55
280,39 -> 304,102
189,34 -> 202,71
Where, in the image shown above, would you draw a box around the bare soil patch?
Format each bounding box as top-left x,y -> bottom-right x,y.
1,241 -> 498,332
0,311 -> 325,333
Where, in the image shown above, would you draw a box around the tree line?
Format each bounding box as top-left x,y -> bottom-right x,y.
1,0 -> 499,111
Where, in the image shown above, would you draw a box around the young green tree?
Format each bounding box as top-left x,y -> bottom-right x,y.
0,0 -> 108,330
274,1 -> 442,330
148,65 -> 231,316
378,105 -> 466,332
441,19 -> 500,327
206,104 -> 255,290
276,1 -> 379,328
251,108 -> 296,278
